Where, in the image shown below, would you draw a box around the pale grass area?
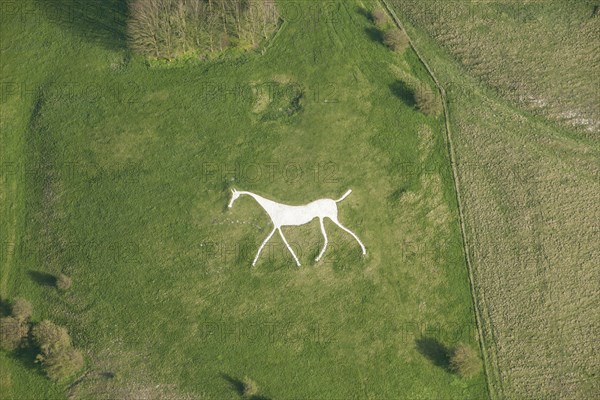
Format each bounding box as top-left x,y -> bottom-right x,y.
395,0 -> 600,134
67,345 -> 198,399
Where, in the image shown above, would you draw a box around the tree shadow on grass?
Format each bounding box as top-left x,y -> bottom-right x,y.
11,345 -> 39,367
221,373 -> 244,396
0,299 -> 11,317
387,186 -> 408,204
390,81 -> 416,108
415,337 -> 451,371
28,270 -> 56,287
355,6 -> 372,21
365,27 -> 384,45
8,343 -> 45,378
220,373 -> 271,400
33,0 -> 129,51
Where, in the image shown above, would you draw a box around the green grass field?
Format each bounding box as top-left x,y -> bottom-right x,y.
387,0 -> 599,398
1,1 -> 486,398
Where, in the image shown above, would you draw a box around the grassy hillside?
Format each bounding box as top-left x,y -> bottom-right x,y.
1,0 -> 485,398
386,0 -> 600,398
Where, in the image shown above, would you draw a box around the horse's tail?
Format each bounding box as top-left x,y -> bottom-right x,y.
335,189 -> 352,203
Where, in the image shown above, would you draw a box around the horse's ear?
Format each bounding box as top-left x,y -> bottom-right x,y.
231,188 -> 235,193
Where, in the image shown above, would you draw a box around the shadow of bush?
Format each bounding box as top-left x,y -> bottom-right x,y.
415,337 -> 451,371
34,0 -> 129,50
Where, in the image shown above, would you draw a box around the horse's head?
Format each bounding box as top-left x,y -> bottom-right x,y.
228,188 -> 242,208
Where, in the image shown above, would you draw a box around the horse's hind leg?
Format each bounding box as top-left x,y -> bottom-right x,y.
331,218 -> 366,255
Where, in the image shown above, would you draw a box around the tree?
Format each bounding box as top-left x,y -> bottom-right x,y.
32,320 -> 71,355
242,376 -> 259,398
371,9 -> 388,28
415,84 -> 442,115
31,320 -> 85,381
450,344 -> 482,378
128,0 -> 163,58
259,0 -> 280,40
56,273 -> 72,291
0,317 -> 28,351
128,0 -> 279,59
37,347 -> 84,382
242,0 -> 280,47
383,28 -> 409,52
11,297 -> 33,321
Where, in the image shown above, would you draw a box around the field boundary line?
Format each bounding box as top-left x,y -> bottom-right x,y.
378,1 -> 496,398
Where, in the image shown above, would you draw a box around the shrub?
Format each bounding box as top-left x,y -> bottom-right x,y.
415,85 -> 442,115
371,9 -> 388,28
56,273 -> 72,291
37,347 -> 84,382
0,317 -> 28,351
383,28 -> 410,52
32,320 -> 71,355
242,376 -> 259,398
450,344 -> 482,378
11,298 -> 33,321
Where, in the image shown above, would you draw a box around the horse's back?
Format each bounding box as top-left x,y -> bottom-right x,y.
275,199 -> 337,226
311,199 -> 337,216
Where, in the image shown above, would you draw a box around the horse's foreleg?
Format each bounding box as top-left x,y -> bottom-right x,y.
278,228 -> 301,266
252,228 -> 276,266
315,218 -> 329,262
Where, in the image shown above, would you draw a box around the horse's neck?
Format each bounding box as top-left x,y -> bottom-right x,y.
243,192 -> 279,213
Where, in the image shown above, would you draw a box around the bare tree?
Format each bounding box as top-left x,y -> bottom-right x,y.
128,0 -> 279,59
128,0 -> 161,58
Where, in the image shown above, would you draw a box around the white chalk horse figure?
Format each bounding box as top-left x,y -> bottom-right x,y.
228,188 -> 366,266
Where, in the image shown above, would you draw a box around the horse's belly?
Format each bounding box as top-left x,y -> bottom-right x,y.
274,200 -> 336,226
279,212 -> 316,226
